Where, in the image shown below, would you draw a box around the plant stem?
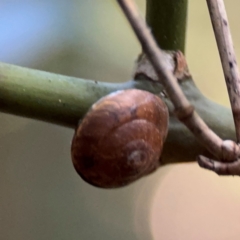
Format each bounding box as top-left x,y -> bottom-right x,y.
0,62 -> 163,128
0,62 -> 237,164
206,0 -> 240,143
146,0 -> 188,52
117,0 -> 235,161
196,0 -> 240,175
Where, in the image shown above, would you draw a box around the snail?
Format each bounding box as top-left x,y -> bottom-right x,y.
71,89 -> 169,188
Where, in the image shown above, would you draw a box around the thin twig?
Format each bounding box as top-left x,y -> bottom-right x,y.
198,154 -> 240,175
207,0 -> 240,143
117,0 -> 239,161
197,0 -> 240,175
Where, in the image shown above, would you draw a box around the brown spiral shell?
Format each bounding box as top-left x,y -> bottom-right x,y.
71,89 -> 169,188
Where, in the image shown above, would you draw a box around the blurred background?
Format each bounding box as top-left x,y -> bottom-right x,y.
1,1 -> 240,239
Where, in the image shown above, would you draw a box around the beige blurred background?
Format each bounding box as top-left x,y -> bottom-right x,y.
1,1 -> 240,240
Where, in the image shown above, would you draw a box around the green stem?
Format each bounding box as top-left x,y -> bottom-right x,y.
0,62 -> 163,128
146,0 -> 188,52
0,62 -> 236,164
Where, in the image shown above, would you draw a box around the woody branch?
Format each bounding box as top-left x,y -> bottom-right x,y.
117,0 -> 240,174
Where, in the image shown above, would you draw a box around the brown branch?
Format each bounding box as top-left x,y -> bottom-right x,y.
207,0 -> 240,143
197,0 -> 240,175
198,154 -> 240,176
117,0 -> 239,162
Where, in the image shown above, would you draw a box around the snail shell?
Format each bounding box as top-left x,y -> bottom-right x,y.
71,89 -> 169,188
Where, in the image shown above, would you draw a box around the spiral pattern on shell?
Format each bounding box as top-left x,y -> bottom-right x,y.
71,89 -> 169,188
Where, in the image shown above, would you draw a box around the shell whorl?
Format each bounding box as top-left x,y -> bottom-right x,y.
71,89 -> 169,188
